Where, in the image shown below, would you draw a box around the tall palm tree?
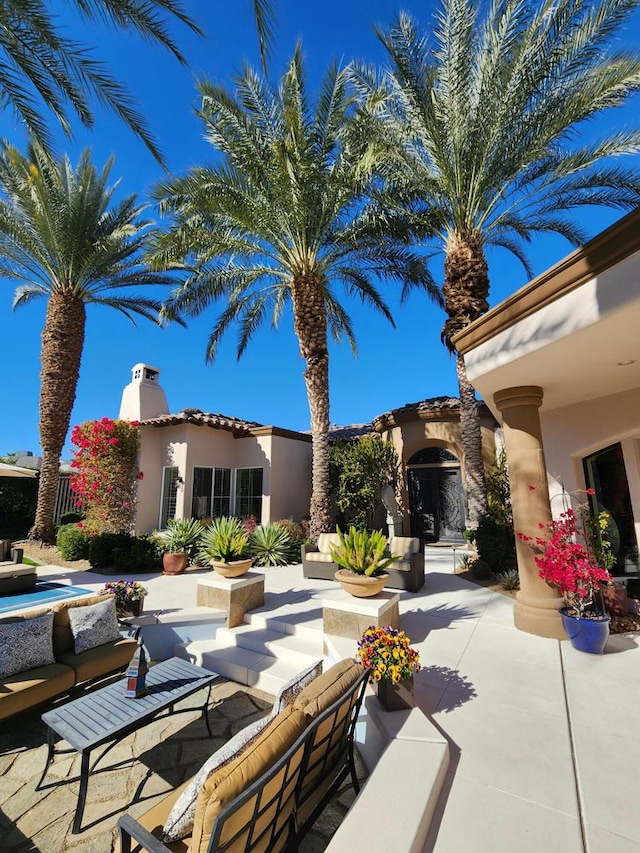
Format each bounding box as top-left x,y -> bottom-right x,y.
149,49 -> 439,539
0,143 -> 176,542
360,0 -> 640,525
0,1 -> 276,163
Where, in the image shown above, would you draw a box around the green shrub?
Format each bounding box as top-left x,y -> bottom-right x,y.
58,511 -> 84,526
330,526 -> 399,576
469,557 -> 493,581
88,532 -> 162,571
197,517 -> 249,563
56,524 -> 92,561
249,524 -> 292,566
473,515 -> 516,574
329,435 -> 399,530
274,519 -> 307,563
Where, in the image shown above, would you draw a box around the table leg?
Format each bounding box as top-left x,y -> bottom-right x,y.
35,727 -> 55,790
203,684 -> 213,737
72,752 -> 91,834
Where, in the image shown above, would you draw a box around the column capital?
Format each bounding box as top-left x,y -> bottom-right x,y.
494,386 -> 544,412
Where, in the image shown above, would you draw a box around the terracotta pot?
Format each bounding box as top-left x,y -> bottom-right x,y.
375,676 -> 414,712
334,570 -> 389,598
162,551 -> 188,575
210,558 -> 253,578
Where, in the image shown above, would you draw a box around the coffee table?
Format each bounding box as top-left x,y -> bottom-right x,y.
38,657 -> 221,833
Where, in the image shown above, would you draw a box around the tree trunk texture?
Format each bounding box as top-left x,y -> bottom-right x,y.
30,293 -> 86,542
291,273 -> 333,540
442,235 -> 490,525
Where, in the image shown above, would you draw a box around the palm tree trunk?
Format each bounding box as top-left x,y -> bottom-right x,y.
30,293 -> 86,542
291,274 -> 333,539
442,234 -> 490,526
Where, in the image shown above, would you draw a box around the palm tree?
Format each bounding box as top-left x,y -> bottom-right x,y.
0,1 -> 276,163
149,49 -> 439,539
0,143 -> 176,542
361,0 -> 640,525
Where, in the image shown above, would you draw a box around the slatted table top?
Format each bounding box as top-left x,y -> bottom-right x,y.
42,657 -> 220,752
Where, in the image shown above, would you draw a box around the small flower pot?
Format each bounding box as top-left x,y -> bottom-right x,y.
334,570 -> 389,598
375,676 -> 414,711
119,598 -> 144,618
560,607 -> 611,654
163,551 -> 188,575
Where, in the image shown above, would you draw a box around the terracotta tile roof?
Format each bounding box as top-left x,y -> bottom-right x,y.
328,423 -> 375,441
139,408 -> 263,437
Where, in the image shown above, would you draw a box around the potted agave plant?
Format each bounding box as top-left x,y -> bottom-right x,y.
330,526 -> 399,598
520,493 -> 613,654
197,516 -> 252,578
161,517 -> 205,576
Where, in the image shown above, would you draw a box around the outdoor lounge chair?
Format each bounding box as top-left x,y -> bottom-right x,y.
0,539 -> 35,595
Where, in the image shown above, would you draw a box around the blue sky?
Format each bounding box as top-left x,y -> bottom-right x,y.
1,1 -> 639,457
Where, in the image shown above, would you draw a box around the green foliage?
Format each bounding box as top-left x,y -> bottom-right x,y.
582,508 -> 617,572
469,557 -> 493,581
498,568 -> 520,591
161,518 -> 205,558
274,518 -> 309,563
88,532 -> 161,571
0,478 -> 37,539
487,450 -> 512,527
56,524 -> 91,561
466,451 -> 516,573
330,526 -> 399,577
197,517 -> 249,563
58,511 -> 84,526
329,436 -> 399,530
249,524 -> 293,567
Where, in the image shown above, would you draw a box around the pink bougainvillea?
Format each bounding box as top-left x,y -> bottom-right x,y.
69,417 -> 141,534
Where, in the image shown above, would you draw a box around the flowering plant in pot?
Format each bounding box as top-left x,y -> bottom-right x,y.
519,495 -> 613,653
330,526 -> 399,597
357,625 -> 421,710
100,580 -> 148,616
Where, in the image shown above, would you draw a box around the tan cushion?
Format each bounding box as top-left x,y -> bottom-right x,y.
190,706 -> 307,853
293,659 -> 362,719
57,637 -> 136,683
305,552 -> 335,563
134,777 -> 193,853
316,533 -> 341,554
52,593 -> 114,655
0,564 -> 35,579
393,562 -> 411,572
0,663 -> 75,721
388,536 -> 420,560
0,605 -> 51,624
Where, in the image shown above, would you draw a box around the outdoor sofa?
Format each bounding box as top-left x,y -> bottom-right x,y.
302,532 -> 425,592
0,593 -> 137,721
118,658 -> 370,853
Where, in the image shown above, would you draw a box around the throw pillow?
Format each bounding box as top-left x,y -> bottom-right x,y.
0,613 -> 55,679
160,714 -> 270,843
67,597 -> 120,655
270,659 -> 323,718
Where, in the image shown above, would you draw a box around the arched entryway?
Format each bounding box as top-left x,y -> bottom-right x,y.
407,447 -> 466,542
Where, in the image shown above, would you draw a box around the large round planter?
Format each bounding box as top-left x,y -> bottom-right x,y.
560,607 -> 611,655
334,570 -> 389,598
162,551 -> 188,575
210,558 -> 253,578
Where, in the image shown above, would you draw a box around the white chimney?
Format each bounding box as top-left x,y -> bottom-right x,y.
119,363 -> 169,421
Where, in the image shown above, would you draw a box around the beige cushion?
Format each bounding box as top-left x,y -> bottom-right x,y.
0,564 -> 35,579
388,536 -> 420,560
52,593 -> 114,655
190,706 -> 307,853
316,533 -> 341,554
134,777 -> 193,853
57,637 -> 137,683
293,659 -> 362,719
0,663 -> 75,721
305,551 -> 335,563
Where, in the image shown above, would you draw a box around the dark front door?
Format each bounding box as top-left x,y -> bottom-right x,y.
408,468 -> 465,542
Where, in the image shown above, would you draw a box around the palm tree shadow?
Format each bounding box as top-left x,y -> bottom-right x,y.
401,604 -> 478,642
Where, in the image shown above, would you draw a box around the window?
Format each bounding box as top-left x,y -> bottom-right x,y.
160,467 -> 179,528
191,467 -> 231,519
235,468 -> 263,522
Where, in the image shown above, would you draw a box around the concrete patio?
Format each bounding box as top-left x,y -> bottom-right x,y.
1,547 -> 639,852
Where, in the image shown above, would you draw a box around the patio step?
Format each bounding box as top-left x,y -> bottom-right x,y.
175,621 -> 324,695
242,609 -> 324,641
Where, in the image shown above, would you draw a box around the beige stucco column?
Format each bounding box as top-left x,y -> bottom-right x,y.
494,386 -> 566,640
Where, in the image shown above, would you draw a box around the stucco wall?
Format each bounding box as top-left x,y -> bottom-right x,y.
267,434 -> 312,523
541,387 -> 640,552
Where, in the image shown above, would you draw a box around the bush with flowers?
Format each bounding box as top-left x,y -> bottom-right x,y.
356,625 -> 421,683
69,417 -> 142,534
519,490 -> 613,618
100,579 -> 148,613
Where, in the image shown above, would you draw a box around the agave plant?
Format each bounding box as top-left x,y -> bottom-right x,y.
497,568 -> 520,591
248,524 -> 293,567
330,527 -> 399,577
162,518 -> 205,559
197,517 -> 250,563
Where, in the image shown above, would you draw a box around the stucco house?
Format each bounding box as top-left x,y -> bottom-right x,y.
454,208 -> 640,638
119,365 -> 497,540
